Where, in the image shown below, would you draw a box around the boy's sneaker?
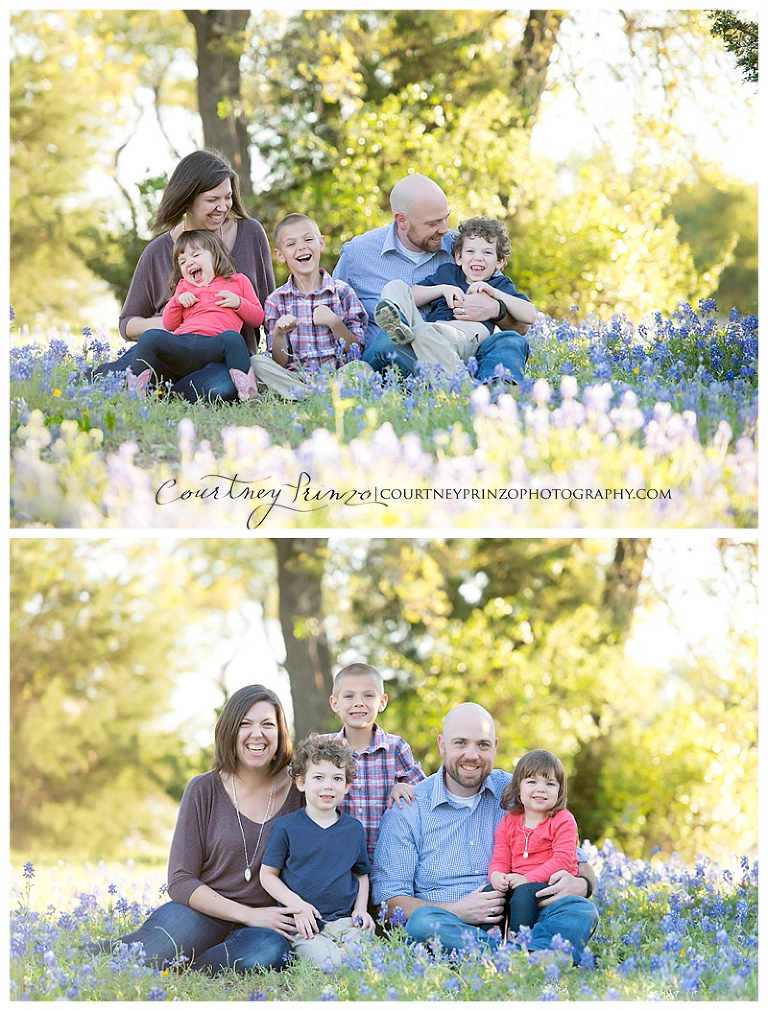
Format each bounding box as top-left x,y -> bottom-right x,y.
374,299 -> 414,345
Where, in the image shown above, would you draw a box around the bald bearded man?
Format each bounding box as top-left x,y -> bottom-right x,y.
371,703 -> 598,963
333,175 -> 530,384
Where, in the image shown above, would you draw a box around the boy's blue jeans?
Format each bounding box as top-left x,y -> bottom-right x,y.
103,900 -> 291,974
404,895 -> 598,964
362,326 -> 529,384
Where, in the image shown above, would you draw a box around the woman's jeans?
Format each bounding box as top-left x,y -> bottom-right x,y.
92,344 -> 238,403
405,895 -> 599,964
110,901 -> 291,974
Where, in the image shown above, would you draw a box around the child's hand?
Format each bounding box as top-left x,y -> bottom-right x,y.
177,292 -> 198,308
465,280 -> 494,297
216,290 -> 241,309
292,901 -> 321,939
352,909 -> 376,932
387,783 -> 415,808
507,873 -> 530,890
275,314 -> 298,333
312,304 -> 340,328
442,285 -> 466,309
489,871 -> 511,893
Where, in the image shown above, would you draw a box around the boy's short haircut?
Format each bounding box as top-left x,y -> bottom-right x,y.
290,733 -> 358,783
273,212 -> 320,248
451,215 -> 511,262
332,663 -> 384,694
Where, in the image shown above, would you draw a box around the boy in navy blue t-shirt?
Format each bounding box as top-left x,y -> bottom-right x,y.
374,216 -> 536,379
260,734 -> 374,967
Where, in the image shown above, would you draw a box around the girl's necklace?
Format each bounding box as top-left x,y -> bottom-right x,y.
231,775 -> 276,881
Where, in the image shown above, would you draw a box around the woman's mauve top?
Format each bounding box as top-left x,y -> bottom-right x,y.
118,217 -> 275,354
167,771 -> 302,908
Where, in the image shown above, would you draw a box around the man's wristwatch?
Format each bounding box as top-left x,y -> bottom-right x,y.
492,299 -> 507,323
579,875 -> 594,899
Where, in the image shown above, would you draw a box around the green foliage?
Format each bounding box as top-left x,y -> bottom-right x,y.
328,538 -> 757,861
75,174 -> 169,307
668,172 -> 758,315
9,541 -> 199,857
708,10 -> 758,83
9,11 -> 114,324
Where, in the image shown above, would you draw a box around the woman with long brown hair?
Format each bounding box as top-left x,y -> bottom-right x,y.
84,686 -> 302,973
93,150 -> 274,402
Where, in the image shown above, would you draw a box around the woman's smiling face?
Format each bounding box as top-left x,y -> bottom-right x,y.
236,701 -> 280,771
187,179 -> 233,231
178,245 -> 215,286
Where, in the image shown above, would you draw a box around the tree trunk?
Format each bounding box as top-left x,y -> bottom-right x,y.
601,538 -> 651,642
510,10 -> 564,125
184,9 -> 253,203
273,538 -> 333,739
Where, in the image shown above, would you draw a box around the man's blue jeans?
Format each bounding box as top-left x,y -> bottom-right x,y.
405,896 -> 598,964
107,900 -> 291,974
362,326 -> 529,384
92,345 -> 239,403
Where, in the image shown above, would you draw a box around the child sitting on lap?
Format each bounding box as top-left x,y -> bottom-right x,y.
260,734 -> 375,967
488,748 -> 579,940
374,216 -> 535,380
127,229 -> 264,401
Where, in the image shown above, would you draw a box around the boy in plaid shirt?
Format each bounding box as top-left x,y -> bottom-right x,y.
330,663 -> 425,863
250,214 -> 372,398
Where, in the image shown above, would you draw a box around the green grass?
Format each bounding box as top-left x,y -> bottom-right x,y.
9,850 -> 758,1000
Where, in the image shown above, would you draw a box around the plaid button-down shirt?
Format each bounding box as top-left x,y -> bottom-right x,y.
263,270 -> 367,371
333,724 -> 425,862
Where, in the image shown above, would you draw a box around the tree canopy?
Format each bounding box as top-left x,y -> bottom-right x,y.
9,8 -> 758,327
10,537 -> 757,864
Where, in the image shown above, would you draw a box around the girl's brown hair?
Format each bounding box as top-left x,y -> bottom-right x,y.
499,748 -> 568,817
212,685 -> 292,777
168,229 -> 238,293
152,149 -> 249,234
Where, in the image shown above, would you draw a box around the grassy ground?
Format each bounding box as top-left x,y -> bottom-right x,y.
10,302 -> 758,528
9,845 -> 758,1000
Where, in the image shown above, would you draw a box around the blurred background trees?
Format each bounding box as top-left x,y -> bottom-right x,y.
10,537 -> 757,866
10,9 -> 757,329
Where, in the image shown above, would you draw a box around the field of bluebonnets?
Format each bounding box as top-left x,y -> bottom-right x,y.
10,300 -> 758,529
9,844 -> 758,1001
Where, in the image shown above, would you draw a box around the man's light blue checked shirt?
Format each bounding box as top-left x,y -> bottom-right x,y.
371,768 -> 585,907
370,768 -> 511,906
333,221 -> 455,343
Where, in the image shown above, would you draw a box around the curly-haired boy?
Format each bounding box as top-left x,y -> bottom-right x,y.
260,734 -> 374,966
374,215 -> 536,381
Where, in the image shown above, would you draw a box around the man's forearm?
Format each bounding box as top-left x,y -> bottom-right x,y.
384,893 -> 424,920
577,861 -> 596,897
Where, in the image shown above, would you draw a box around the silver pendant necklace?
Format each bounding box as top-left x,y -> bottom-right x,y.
232,776 -> 276,881
521,824 -> 533,859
